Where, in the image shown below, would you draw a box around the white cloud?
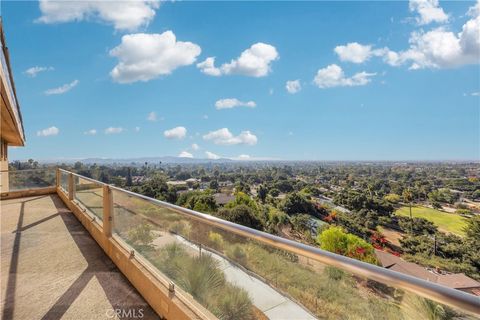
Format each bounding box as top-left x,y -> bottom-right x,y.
334,42 -> 386,63
409,0 -> 449,25
191,143 -> 200,150
197,43 -> 279,77
215,98 -> 256,110
342,2 -> 479,70
468,0 -> 480,17
237,154 -> 250,160
164,126 -> 187,139
37,126 -> 59,137
285,80 -> 301,94
110,31 -> 201,83
471,92 -> 480,96
147,111 -> 158,121
84,129 -> 97,135
203,128 -> 257,146
384,16 -> 480,70
313,64 -> 376,88
196,57 -> 221,76
44,79 -> 79,95
205,151 -> 220,160
36,0 -> 160,31
135,126 -> 141,132
24,66 -> 53,77
105,127 -> 124,134
179,151 -> 193,158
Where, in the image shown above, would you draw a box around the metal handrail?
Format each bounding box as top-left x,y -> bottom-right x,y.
1,168 -> 56,173
60,169 -> 480,315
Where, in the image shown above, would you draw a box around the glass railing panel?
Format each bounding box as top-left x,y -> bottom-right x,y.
59,170 -> 69,195
73,176 -> 104,222
110,188 -> 479,320
6,168 -> 56,191
111,189 -> 262,319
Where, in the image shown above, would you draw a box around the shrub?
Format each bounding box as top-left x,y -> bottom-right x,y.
127,222 -> 154,248
455,208 -> 471,215
317,226 -> 377,264
226,244 -> 247,265
208,231 -> 224,250
214,286 -> 254,320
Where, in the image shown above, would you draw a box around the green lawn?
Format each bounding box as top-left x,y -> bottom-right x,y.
395,206 -> 468,236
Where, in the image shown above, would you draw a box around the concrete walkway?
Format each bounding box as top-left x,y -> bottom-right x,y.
174,236 -> 317,320
0,194 -> 159,320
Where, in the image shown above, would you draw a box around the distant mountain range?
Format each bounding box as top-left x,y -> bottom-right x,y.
41,156 -> 235,165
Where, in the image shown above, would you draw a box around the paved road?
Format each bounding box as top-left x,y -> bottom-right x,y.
174,236 -> 317,320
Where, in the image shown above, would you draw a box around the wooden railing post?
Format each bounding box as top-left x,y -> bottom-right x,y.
56,168 -> 60,189
68,173 -> 74,201
103,184 -> 112,237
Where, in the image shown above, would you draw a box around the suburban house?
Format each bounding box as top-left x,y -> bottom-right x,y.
376,250 -> 480,296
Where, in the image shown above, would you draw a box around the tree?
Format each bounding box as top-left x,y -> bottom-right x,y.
281,192 -> 316,216
403,188 -> 414,234
209,180 -> 219,191
226,192 -> 258,211
464,215 -> 480,241
269,188 -> 280,197
397,216 -> 437,235
217,205 -> 263,230
191,194 -> 218,213
126,168 -> 133,187
384,193 -> 401,203
290,214 -> 311,233
258,184 -> 268,203
316,226 -> 377,264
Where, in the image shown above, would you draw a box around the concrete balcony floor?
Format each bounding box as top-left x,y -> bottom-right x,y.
1,194 -> 159,320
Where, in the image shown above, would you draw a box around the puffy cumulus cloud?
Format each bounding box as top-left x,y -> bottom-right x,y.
197,43 -> 279,77
196,57 -> 221,76
105,127 -> 124,134
178,151 -> 193,158
84,129 -> 97,135
110,31 -> 201,83
203,128 -> 257,146
164,126 -> 187,139
191,143 -> 200,150
205,151 -> 220,160
339,2 -> 479,70
36,0 -> 160,31
384,17 -> 480,69
44,79 -> 79,95
37,126 -> 59,137
313,64 -> 376,88
215,98 -> 256,110
285,80 -> 301,94
409,0 -> 449,25
24,66 -> 53,77
334,42 -> 386,63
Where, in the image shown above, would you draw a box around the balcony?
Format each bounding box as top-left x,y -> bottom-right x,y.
1,168 -> 479,320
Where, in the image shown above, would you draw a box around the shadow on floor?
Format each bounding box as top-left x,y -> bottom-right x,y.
1,194 -> 160,320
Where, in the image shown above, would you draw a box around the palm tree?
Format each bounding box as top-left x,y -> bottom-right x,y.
403,188 -> 414,234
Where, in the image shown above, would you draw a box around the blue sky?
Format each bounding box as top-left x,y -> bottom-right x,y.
3,0 -> 480,161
